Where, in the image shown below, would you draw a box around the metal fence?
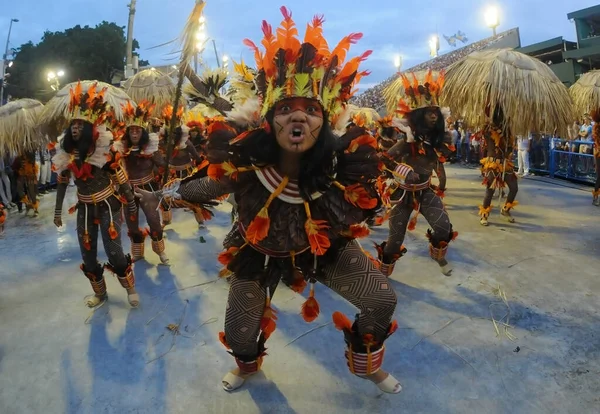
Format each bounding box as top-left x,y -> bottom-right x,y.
512,137 -> 597,185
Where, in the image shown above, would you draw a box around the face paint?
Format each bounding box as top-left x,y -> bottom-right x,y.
272,98 -> 324,154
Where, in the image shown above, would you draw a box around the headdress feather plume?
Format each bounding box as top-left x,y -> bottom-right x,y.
162,0 -> 206,185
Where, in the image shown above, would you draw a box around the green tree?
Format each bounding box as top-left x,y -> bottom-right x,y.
6,21 -> 147,101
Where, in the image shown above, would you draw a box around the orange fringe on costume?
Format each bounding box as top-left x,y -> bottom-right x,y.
19,161 -> 39,180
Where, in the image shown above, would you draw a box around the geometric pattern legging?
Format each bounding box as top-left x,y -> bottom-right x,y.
383,187 -> 452,259
224,240 -> 398,358
77,202 -> 128,276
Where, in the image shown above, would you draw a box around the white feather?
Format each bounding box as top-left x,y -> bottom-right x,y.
226,96 -> 261,128
391,118 -> 415,143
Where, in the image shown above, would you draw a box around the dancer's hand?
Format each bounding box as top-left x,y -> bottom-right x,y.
54,216 -> 62,227
135,188 -> 160,211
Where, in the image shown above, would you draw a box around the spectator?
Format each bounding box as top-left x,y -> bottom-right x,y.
460,126 -> 470,164
516,133 -> 532,177
470,130 -> 482,165
0,155 -> 15,209
38,148 -> 52,194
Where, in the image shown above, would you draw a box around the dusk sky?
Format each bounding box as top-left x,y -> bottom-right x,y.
1,0 -> 599,90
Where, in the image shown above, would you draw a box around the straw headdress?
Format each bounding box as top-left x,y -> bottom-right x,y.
122,68 -> 176,113
569,70 -> 600,117
40,80 -> 131,130
442,48 -> 573,136
383,69 -> 445,116
0,99 -> 46,154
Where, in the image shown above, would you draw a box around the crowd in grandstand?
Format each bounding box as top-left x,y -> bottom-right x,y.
352,31 -> 513,110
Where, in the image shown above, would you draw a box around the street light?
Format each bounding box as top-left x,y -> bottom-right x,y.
485,5 -> 500,36
393,54 -> 402,71
429,35 -> 439,58
47,69 -> 65,91
1,18 -> 19,106
195,15 -> 208,72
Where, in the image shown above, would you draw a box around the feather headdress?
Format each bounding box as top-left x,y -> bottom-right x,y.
184,110 -> 206,131
161,105 -> 184,127
121,100 -> 156,128
385,69 -> 445,117
244,7 -> 372,120
67,81 -> 110,126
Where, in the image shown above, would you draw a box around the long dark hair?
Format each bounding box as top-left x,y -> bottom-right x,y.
125,126 -> 150,149
231,109 -> 337,199
61,121 -> 96,166
408,107 -> 446,148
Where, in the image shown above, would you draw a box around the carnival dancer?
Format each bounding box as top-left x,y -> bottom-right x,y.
13,151 -> 39,216
52,82 -> 140,308
376,71 -> 456,277
137,8 -> 402,394
477,106 -> 519,225
159,105 -> 204,226
114,100 -> 169,264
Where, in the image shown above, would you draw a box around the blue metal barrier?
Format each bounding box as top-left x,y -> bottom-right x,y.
549,138 -> 596,185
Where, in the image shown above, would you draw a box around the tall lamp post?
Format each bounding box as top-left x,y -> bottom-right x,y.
485,5 -> 500,37
1,18 -> 19,106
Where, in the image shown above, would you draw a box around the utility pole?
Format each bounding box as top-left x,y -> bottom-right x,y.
125,0 -> 136,78
1,18 -> 19,106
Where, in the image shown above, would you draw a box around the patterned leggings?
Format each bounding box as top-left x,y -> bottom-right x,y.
224,241 -> 397,358
383,188 -> 453,259
77,202 -> 128,275
482,171 -> 518,208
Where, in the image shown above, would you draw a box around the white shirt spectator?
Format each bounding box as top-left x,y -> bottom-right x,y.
517,135 -> 531,151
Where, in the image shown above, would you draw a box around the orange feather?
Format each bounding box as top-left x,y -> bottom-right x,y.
276,6 -> 301,62
338,50 -> 372,80
243,38 -> 264,70
332,311 -> 353,331
331,33 -> 363,64
245,207 -> 270,244
304,218 -> 330,255
301,296 -> 320,322
343,184 -> 378,209
304,15 -> 326,52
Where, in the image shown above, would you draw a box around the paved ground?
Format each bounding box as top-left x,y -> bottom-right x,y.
0,165 -> 599,414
